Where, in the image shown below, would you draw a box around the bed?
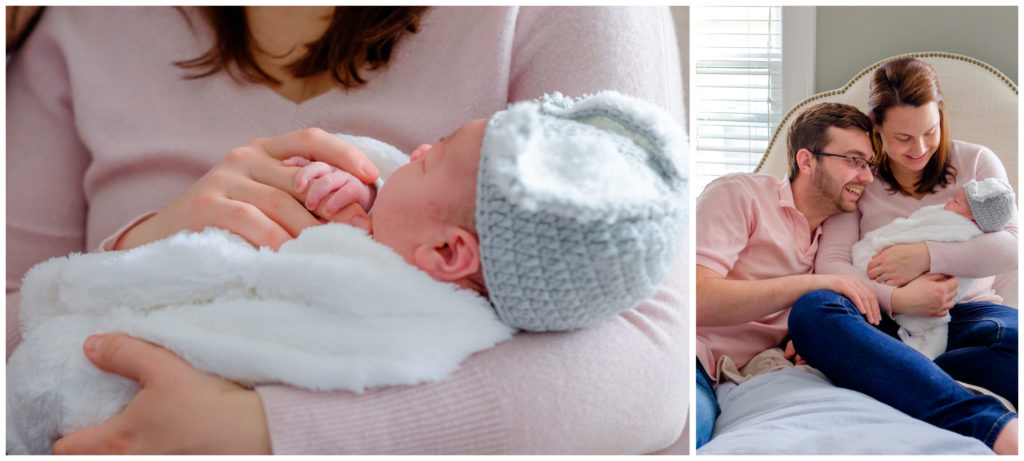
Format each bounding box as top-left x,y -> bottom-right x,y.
698,52 -> 1017,455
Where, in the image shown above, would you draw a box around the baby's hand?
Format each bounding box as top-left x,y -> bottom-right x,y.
285,157 -> 376,218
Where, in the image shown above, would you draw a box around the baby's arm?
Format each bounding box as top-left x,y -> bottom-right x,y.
284,157 -> 376,218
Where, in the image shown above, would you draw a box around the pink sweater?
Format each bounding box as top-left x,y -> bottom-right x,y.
6,6 -> 686,454
816,140 -> 1018,313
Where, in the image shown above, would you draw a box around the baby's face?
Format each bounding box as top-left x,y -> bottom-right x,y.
944,188 -> 974,221
370,119 -> 487,265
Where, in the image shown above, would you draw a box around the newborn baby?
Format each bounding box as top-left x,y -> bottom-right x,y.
7,91 -> 688,454
852,177 -> 1016,359
287,119 -> 491,299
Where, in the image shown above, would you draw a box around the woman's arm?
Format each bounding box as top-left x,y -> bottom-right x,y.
261,250 -> 687,454
816,211 -> 898,314
261,7 -> 689,453
872,148 -> 1017,281
111,129 -> 378,251
55,244 -> 686,454
268,6 -> 688,453
53,7 -> 688,453
817,212 -> 957,317
7,9 -> 91,358
929,147 -> 1018,277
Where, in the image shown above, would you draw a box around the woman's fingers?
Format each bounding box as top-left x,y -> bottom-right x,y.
53,334 -> 271,455
940,276 -> 959,312
82,334 -> 171,383
326,202 -> 372,233
257,128 -> 379,183
53,335 -> 165,454
117,130 -> 379,251
210,195 -> 310,250
53,414 -> 135,455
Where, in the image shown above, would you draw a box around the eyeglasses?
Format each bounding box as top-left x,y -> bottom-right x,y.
812,152 -> 877,171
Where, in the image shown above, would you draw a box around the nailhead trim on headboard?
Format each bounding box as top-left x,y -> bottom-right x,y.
754,52 -> 1018,173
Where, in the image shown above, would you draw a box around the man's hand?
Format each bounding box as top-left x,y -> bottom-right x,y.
52,334 -> 271,455
819,274 -> 881,325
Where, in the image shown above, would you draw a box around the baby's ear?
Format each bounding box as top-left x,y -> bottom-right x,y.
412,226 -> 480,282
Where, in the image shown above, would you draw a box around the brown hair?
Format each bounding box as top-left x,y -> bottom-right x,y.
869,57 -> 956,195
786,102 -> 872,180
176,6 -> 430,90
6,6 -> 45,54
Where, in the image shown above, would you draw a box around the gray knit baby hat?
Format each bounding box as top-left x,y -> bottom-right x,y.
475,91 -> 687,332
964,177 -> 1016,232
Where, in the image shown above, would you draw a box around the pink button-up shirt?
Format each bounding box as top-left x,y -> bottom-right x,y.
696,173 -> 821,381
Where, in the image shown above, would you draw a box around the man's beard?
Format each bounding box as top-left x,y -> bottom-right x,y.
811,169 -> 858,213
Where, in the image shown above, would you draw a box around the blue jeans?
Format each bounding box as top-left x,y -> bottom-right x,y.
695,361 -> 720,449
789,290 -> 1018,447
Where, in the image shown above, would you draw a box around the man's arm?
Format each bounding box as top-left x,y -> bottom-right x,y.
696,265 -> 881,327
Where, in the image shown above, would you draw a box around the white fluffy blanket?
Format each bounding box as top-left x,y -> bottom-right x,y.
851,205 -> 981,359
7,163 -> 515,453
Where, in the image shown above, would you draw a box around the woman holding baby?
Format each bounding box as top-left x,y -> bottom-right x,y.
6,6 -> 686,454
789,57 -> 1018,454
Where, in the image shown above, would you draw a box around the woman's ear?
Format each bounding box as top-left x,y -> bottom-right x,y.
412,226 -> 480,282
796,148 -> 815,176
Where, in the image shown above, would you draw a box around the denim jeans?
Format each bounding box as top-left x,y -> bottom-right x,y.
789,289 -> 1018,448
695,361 -> 720,449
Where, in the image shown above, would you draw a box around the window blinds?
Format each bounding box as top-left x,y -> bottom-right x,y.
695,6 -> 783,193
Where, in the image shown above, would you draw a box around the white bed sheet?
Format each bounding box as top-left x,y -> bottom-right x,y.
697,367 -> 993,455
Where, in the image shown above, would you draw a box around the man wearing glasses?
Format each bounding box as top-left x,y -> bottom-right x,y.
694,103 -> 878,449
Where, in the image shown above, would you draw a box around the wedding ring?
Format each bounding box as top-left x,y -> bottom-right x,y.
877,276 -> 886,284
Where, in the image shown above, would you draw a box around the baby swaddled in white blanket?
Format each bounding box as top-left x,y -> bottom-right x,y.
852,178 -> 1015,359
7,224 -> 515,454
6,132 -> 518,455
7,92 -> 688,454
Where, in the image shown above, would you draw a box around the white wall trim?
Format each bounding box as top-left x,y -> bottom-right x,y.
782,6 -> 816,115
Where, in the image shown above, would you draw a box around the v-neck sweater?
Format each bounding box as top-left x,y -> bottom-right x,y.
816,140 -> 1017,314
7,6 -> 686,453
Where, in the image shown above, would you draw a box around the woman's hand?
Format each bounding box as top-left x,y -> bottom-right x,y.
114,128 -> 379,251
866,242 -> 931,287
890,273 -> 958,317
51,334 -> 271,455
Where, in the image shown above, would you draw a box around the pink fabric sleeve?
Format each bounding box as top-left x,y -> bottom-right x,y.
508,6 -> 684,121
255,6 -> 687,453
694,177 -> 753,276
6,12 -> 91,357
98,212 -> 159,252
816,211 -> 897,315
257,245 -> 687,454
927,147 -> 1018,277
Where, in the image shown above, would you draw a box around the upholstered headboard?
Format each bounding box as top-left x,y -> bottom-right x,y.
756,52 -> 1018,307
756,52 -> 1017,191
